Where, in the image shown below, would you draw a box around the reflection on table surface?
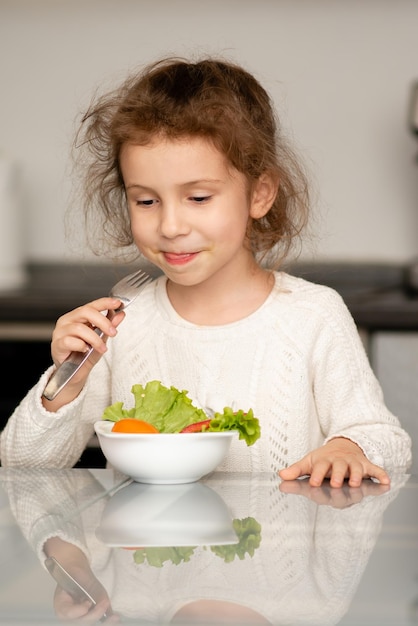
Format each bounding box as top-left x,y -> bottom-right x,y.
0,468 -> 417,625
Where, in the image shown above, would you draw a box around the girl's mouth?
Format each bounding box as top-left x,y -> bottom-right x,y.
163,252 -> 198,266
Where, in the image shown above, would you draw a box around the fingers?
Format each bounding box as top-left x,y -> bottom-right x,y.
367,464 -> 391,486
279,438 -> 391,489
53,587 -> 92,620
310,458 -> 362,488
52,298 -> 123,365
326,458 -> 391,488
279,477 -> 390,508
281,462 -> 390,488
279,478 -> 363,508
278,461 -> 308,482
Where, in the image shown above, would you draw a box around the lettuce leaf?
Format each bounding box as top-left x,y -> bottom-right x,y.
102,380 -> 206,433
100,401 -> 135,422
101,380 -> 261,445
207,407 -> 260,446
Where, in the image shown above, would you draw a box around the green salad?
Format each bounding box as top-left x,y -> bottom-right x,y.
102,380 -> 261,446
131,517 -> 262,567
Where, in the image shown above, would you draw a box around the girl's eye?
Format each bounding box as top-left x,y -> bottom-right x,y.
191,195 -> 211,203
136,198 -> 156,206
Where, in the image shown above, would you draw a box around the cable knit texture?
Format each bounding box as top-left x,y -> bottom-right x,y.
0,272 -> 412,470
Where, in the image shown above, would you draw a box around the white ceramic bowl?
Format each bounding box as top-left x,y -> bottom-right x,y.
96,481 -> 237,547
94,421 -> 234,484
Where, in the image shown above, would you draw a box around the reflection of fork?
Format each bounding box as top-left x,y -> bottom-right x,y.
45,557 -> 111,622
42,268 -> 154,401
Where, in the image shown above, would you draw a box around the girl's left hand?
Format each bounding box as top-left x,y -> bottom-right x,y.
278,437 -> 391,488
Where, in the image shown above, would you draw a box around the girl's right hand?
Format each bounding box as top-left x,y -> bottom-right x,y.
43,297 -> 125,409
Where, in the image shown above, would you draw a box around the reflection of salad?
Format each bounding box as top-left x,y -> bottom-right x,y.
130,517 -> 262,567
133,546 -> 195,567
102,380 -> 261,446
210,517 -> 262,563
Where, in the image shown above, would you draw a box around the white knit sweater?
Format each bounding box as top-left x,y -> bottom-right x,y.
0,272 -> 412,471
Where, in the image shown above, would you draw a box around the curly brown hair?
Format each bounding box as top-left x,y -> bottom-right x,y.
72,56 -> 310,267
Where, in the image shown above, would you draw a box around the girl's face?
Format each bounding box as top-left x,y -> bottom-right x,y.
121,136 -> 270,289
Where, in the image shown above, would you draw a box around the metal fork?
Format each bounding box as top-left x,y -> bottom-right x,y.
42,268 -> 154,401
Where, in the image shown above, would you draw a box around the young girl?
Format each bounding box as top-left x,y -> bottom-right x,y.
0,56 -> 412,486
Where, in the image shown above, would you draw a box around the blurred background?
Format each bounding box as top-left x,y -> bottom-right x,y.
1,0 -> 417,267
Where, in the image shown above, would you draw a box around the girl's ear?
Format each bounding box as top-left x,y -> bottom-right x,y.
249,173 -> 279,219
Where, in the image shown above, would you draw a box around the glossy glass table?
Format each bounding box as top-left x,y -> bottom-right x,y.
0,468 -> 417,625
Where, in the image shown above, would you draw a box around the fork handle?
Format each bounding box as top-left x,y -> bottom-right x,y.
42,328 -> 104,401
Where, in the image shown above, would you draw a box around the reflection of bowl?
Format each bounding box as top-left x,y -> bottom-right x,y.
94,421 -> 234,484
96,481 -> 237,547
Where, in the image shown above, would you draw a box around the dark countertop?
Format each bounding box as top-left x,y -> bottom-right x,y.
289,261 -> 418,331
0,263 -> 141,323
1,261 -> 418,331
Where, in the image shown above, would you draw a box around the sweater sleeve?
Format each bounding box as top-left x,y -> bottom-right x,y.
310,287 -> 412,471
0,356 -> 111,468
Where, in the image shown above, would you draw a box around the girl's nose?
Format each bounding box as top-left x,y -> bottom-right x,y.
158,204 -> 190,238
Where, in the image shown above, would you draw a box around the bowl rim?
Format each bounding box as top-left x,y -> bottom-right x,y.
94,420 -> 235,439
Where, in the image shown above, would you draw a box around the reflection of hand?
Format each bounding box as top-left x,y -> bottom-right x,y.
278,437 -> 391,488
53,581 -> 117,623
279,476 -> 390,508
44,537 -> 118,623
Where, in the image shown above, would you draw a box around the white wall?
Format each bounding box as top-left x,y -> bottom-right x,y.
1,0 -> 418,264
